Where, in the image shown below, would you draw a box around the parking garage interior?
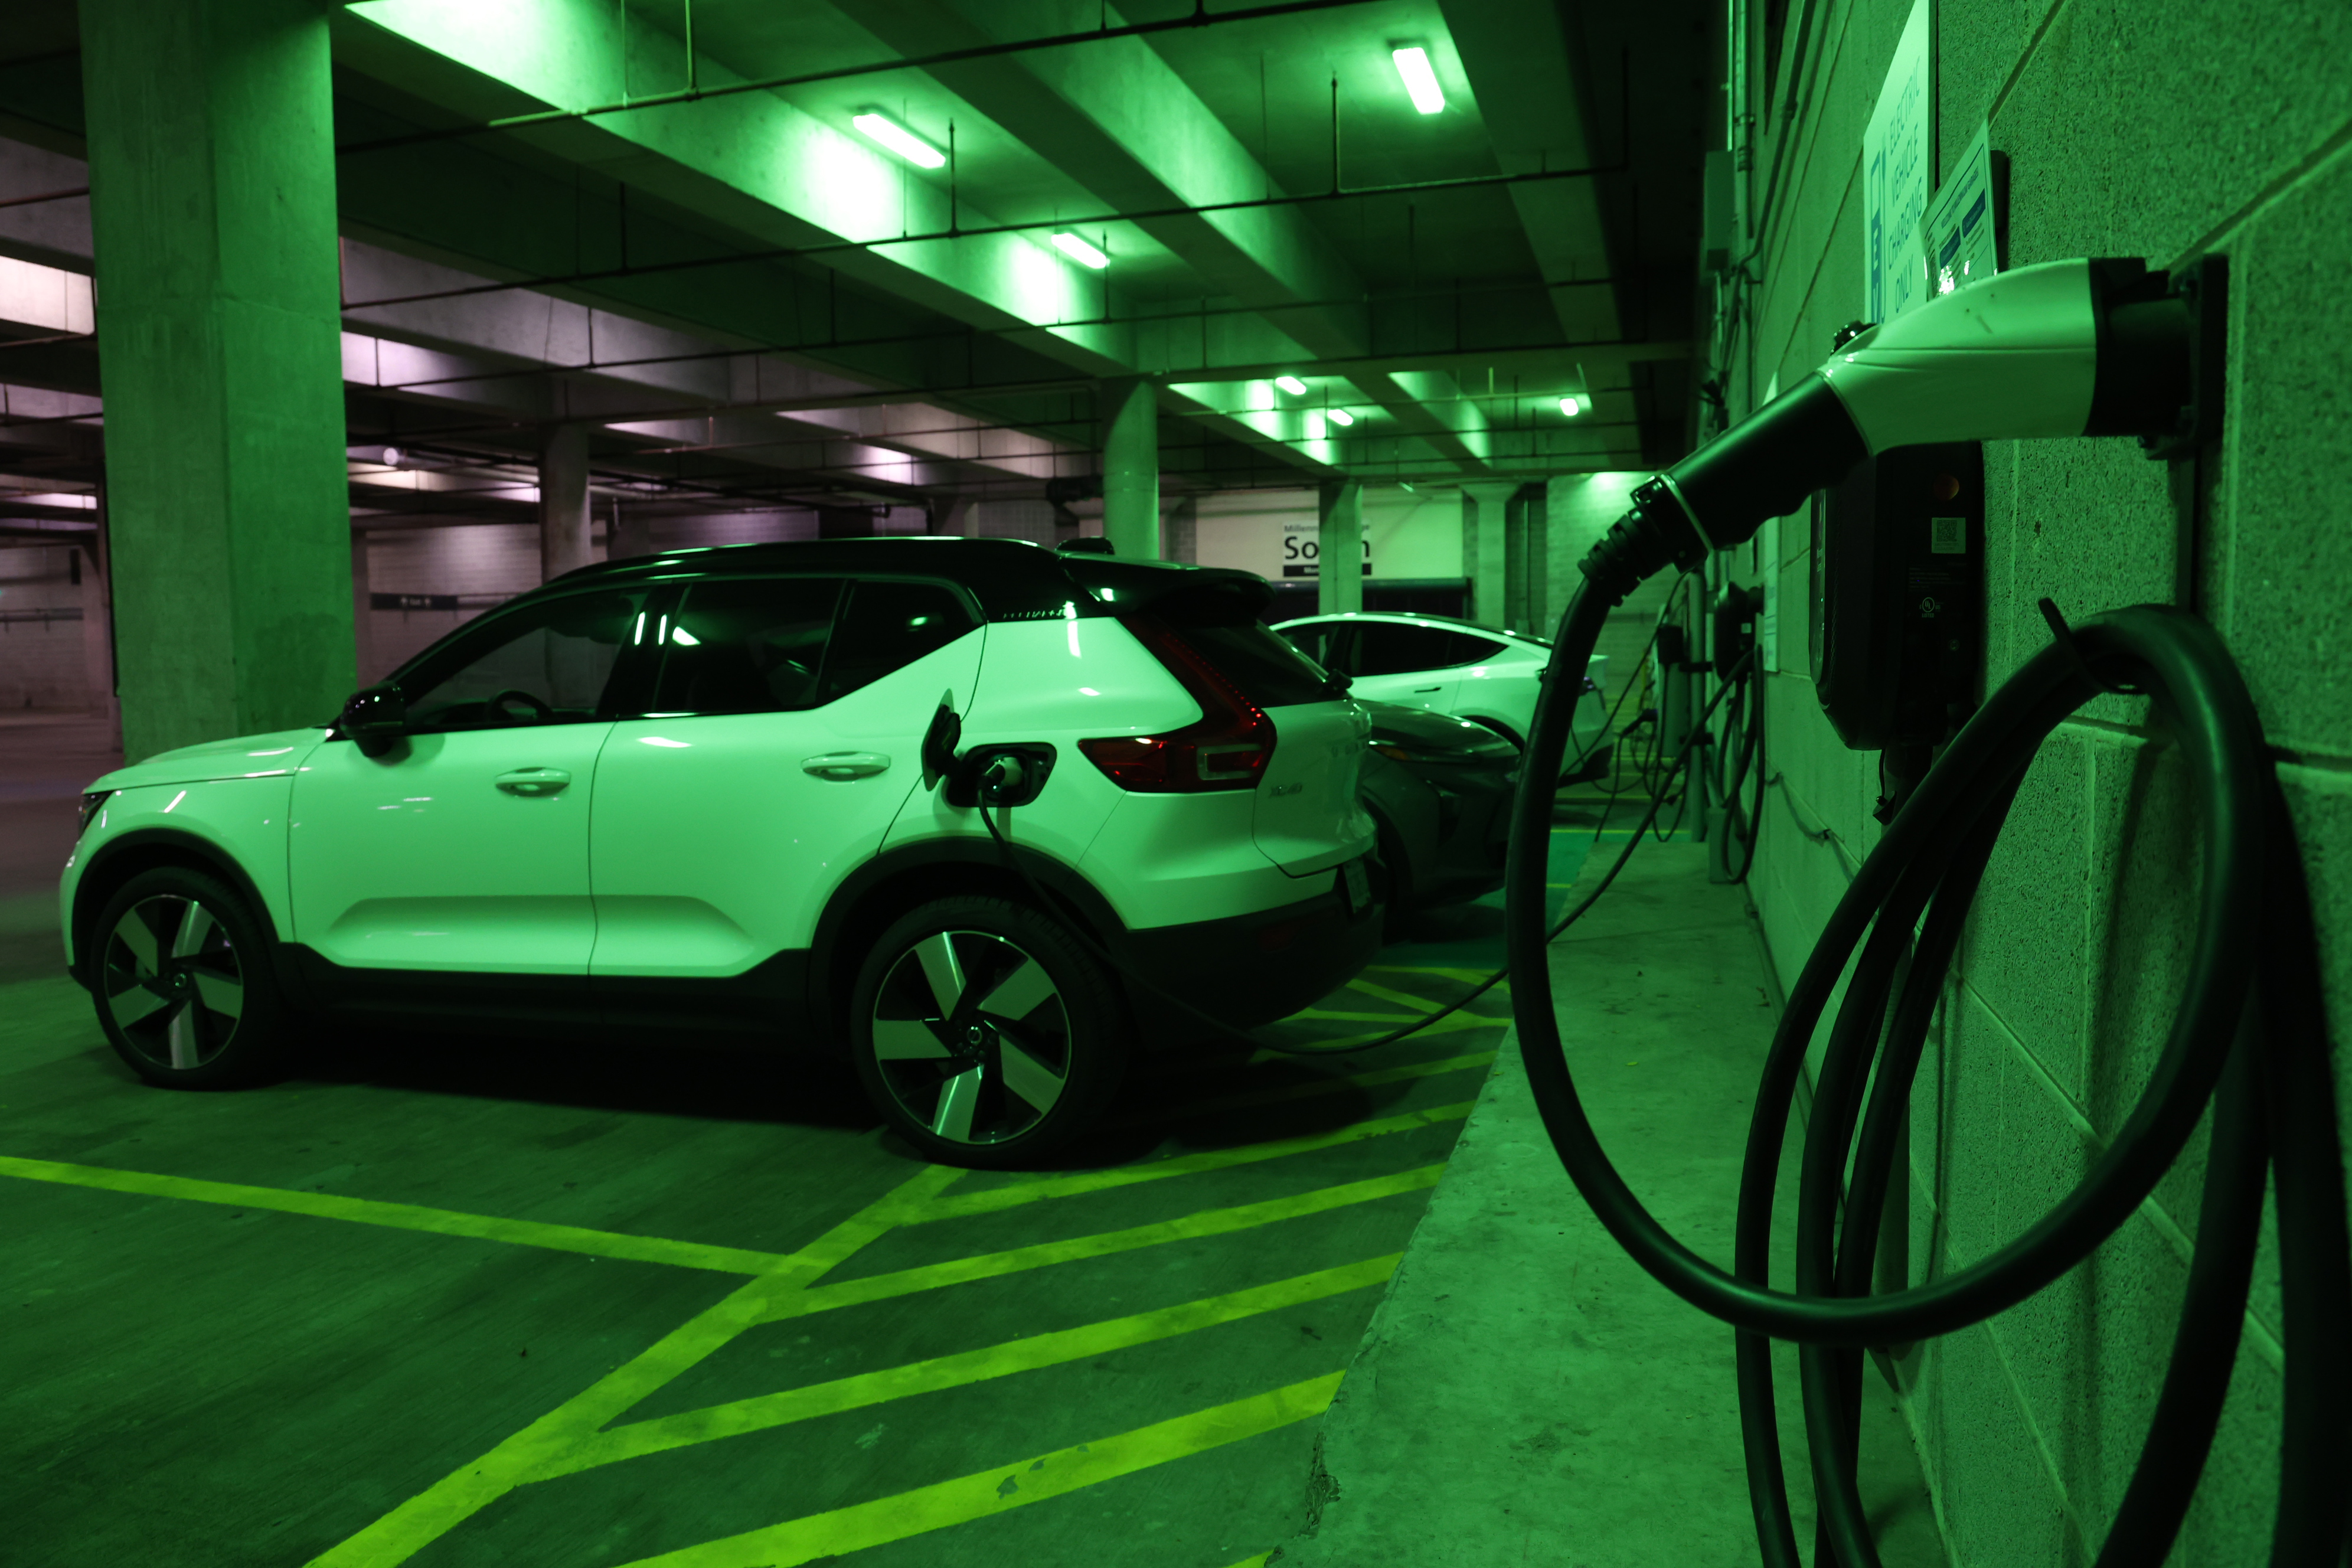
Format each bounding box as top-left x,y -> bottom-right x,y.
2,2 -> 2348,1566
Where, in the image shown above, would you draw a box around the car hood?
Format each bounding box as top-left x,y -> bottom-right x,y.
87,726 -> 333,794
1358,700 -> 1514,755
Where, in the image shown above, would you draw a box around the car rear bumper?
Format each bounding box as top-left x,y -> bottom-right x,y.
1110,861 -> 1382,1053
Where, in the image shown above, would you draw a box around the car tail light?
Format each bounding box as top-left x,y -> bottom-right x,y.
1078,617 -> 1276,792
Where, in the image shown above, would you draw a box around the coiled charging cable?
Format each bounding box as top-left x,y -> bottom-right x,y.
1507,553 -> 2350,1566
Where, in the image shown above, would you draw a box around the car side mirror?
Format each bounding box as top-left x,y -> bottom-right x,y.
341,683 -> 407,756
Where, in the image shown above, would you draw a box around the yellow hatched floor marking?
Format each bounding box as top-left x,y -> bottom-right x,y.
919,1105 -> 1473,1221
1367,964 -> 1509,986
1100,1048 -> 1497,1131
303,1165 -> 1439,1567
302,1164 -> 965,1568
539,1253 -> 1401,1478
769,1165 -> 1446,1322
605,1373 -> 1345,1568
1256,1008 -> 1499,1051
0,1154 -> 801,1275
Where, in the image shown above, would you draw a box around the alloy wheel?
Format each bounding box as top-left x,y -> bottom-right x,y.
868,929 -> 1072,1146
99,894 -> 245,1071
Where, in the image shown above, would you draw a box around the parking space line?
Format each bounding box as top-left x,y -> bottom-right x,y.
538,1253 -> 1403,1479
772,1165 -> 1447,1323
303,1164 -> 962,1568
915,1106 -> 1474,1221
0,1154 -> 814,1275
1101,1048 -> 1498,1130
601,1373 -> 1347,1568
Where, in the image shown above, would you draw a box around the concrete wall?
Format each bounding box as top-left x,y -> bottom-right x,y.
0,545 -> 89,710
1735,0 -> 2352,1562
356,509 -> 827,682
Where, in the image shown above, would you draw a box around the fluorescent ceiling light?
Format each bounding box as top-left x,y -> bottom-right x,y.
1275,375 -> 1308,396
1560,396 -> 1582,417
852,110 -> 945,169
1392,47 -> 1445,115
1328,407 -> 1357,427
1050,231 -> 1109,269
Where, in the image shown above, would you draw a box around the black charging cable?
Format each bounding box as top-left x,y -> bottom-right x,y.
1508,553 -> 2351,1566
966,646 -> 1758,1060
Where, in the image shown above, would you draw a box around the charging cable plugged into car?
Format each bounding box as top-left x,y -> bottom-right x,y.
1502,254 -> 2348,1566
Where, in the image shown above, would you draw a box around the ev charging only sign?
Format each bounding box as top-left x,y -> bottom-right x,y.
1862,0 -> 1934,325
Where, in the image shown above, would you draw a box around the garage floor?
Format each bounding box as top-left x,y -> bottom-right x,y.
1,713 -> 1572,1568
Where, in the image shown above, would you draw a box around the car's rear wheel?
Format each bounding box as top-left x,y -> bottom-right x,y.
90,867 -> 292,1089
850,896 -> 1128,1169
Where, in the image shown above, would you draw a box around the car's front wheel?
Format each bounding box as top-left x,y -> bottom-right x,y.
850,896 -> 1129,1169
89,866 -> 292,1089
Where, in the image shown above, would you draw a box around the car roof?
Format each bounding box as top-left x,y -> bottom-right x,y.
1271,610 -> 1546,646
537,535 -> 1272,625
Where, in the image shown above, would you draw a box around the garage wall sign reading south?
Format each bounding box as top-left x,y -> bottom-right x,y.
1280,518 -> 1371,579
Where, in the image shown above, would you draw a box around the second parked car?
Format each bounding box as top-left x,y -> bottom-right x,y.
1273,611 -> 1613,781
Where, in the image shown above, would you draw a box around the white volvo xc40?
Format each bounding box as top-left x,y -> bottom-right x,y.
61,539 -> 1379,1167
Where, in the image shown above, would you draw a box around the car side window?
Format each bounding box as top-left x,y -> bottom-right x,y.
819,580 -> 979,704
1353,622 -> 1461,677
398,590 -> 647,733
1430,629 -> 1511,668
1280,624 -> 1330,668
651,577 -> 845,716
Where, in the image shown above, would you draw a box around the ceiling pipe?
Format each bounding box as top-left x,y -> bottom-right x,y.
334,0 -> 1391,160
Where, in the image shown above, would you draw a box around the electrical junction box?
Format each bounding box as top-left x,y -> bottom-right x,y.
1809,442 -> 1984,750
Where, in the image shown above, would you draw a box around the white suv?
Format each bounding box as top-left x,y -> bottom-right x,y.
1273,611 -> 1613,780
60,538 -> 1379,1167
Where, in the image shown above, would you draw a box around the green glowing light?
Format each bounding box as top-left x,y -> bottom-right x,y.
1328,407 -> 1357,427
1050,231 -> 1109,269
1275,375 -> 1308,396
1392,47 -> 1445,115
1560,396 -> 1582,417
852,110 -> 945,169
671,626 -> 701,646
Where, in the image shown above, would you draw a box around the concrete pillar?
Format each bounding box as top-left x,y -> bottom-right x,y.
930,495 -> 978,537
349,532 -> 375,689
81,0 -> 352,759
1504,482 -> 1550,634
1162,495 -> 1198,564
609,498 -> 653,560
1101,377 -> 1159,558
81,485 -> 116,739
538,423 -> 593,582
1317,481 -> 1364,616
1461,482 -> 1517,631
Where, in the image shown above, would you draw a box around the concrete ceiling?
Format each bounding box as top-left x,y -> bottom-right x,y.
0,0 -> 1711,518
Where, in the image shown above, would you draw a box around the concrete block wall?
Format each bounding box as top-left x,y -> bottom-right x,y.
0,545 -> 92,710
1734,0 -> 2352,1562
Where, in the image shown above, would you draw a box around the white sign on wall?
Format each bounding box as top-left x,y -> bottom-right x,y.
1279,517 -> 1370,577
1920,119 -> 1998,297
1862,0 -> 1934,325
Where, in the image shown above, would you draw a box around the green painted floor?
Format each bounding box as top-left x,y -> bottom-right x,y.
1,715 -> 1595,1568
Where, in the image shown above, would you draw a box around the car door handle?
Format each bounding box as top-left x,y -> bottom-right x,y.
495,767 -> 572,796
1412,685 -> 1443,692
802,752 -> 893,780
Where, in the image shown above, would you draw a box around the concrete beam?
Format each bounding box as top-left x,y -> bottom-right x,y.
830,0 -> 1490,476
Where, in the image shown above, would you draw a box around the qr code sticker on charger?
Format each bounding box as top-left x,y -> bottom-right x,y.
1930,517 -> 1965,554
